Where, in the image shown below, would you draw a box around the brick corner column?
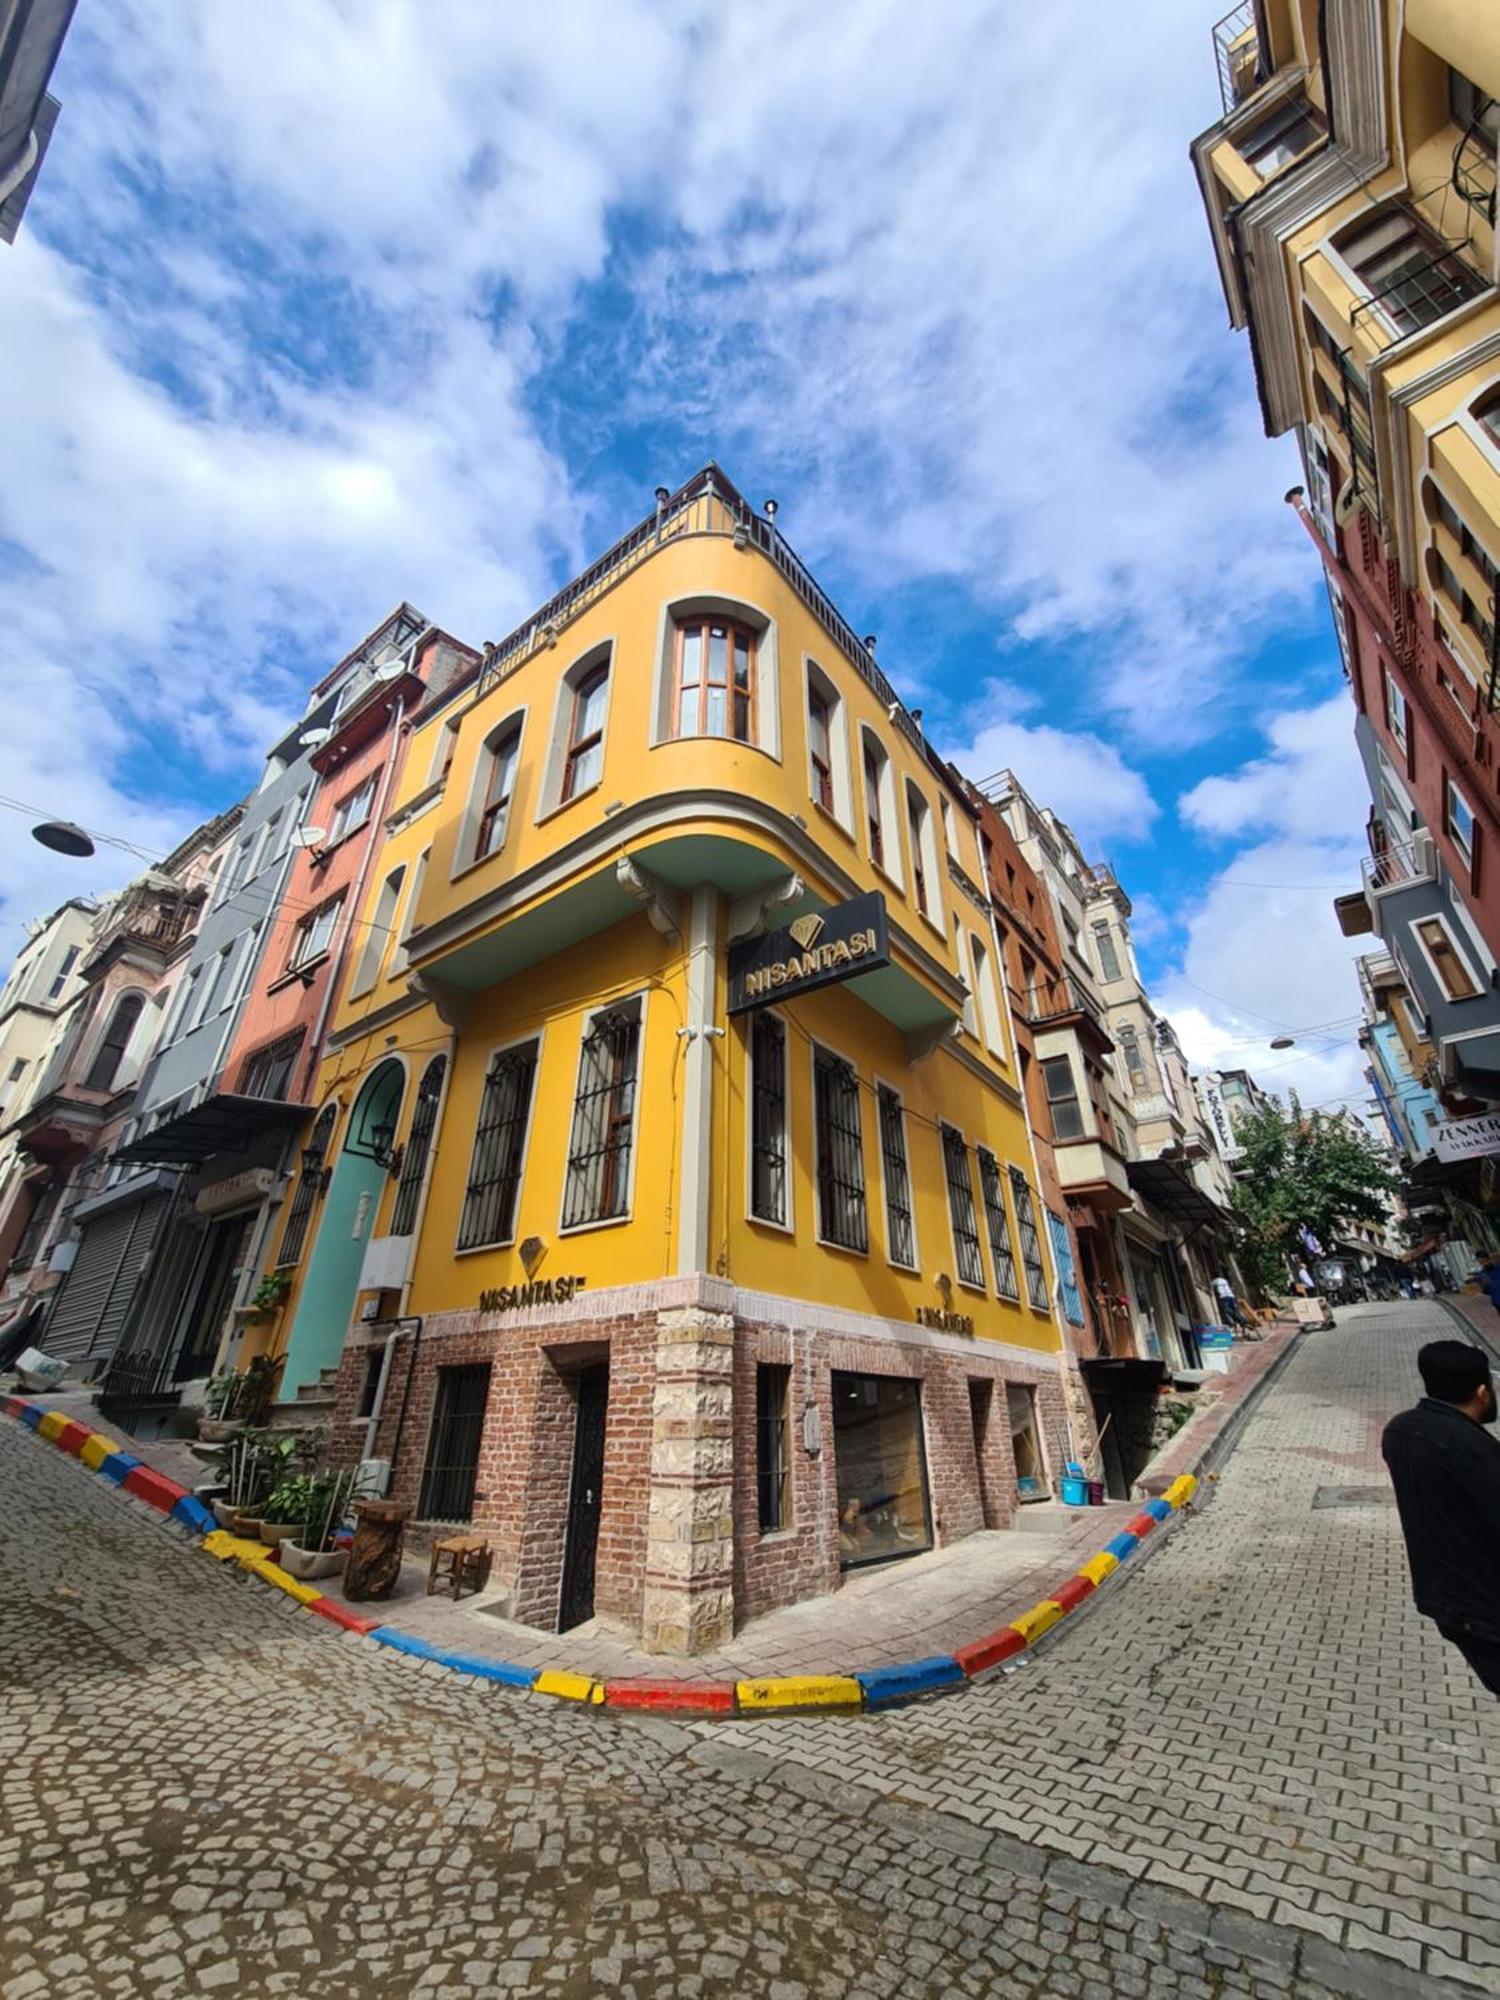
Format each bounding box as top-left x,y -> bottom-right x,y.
639,1306 -> 736,1656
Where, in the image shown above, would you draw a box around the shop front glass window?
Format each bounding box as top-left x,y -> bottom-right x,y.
1007,1383 -> 1050,1501
832,1372 -> 932,1568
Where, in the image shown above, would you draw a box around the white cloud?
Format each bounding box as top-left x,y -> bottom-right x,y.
942,703 -> 1159,849
1180,696 -> 1370,843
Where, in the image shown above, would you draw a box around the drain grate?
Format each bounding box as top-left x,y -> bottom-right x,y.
1312,1485 -> 1396,1510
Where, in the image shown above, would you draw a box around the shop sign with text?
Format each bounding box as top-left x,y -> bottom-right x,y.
478,1275 -> 587,1313
1433,1113 -> 1500,1163
728,892 -> 890,1014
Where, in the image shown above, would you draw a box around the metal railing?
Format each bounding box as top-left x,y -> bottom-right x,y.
1361,835 -> 1435,893
474,465 -> 925,751
1213,3 -> 1261,116
1349,239 -> 1485,342
97,1344 -> 180,1427
1018,971 -> 1105,1030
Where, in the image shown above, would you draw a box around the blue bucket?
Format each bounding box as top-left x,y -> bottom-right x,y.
1060,1473 -> 1089,1507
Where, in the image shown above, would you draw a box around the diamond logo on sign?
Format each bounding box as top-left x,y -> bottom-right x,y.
727,891 -> 891,1014
789,913 -> 825,950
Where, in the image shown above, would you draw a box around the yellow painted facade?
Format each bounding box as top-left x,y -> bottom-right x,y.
273,470 -> 1060,1361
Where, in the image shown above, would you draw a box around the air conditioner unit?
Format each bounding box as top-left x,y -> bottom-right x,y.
358,1459 -> 391,1497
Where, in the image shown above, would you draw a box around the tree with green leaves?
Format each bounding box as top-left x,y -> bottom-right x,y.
1229,1098 -> 1399,1293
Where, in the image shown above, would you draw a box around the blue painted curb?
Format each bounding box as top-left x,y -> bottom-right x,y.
99,1451 -> 142,1484
17,1404 -> 42,1429
856,1655 -> 966,1707
1143,1498 -> 1174,1522
370,1624 -> 539,1688
171,1496 -> 217,1534
1103,1531 -> 1141,1562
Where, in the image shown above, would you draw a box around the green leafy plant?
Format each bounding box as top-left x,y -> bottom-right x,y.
247,1271 -> 293,1315
1229,1097 -> 1398,1293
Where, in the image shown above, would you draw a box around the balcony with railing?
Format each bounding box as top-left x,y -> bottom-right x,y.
1213,3 -> 1263,117
83,884 -> 201,975
1361,833 -> 1437,895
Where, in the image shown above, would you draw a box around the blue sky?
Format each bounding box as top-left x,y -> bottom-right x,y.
0,0 -> 1376,1109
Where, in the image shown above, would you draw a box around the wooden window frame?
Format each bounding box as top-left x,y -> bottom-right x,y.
671,615 -> 757,746
562,662 -> 609,804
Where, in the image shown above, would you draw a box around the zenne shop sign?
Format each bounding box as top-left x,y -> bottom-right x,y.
1433,1112 -> 1500,1164
728,891 -> 890,1015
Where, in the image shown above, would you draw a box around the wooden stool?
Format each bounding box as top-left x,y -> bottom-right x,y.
427,1534 -> 491,1600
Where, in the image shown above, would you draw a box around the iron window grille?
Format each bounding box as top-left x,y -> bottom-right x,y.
942,1127 -> 986,1290
814,1048 -> 867,1252
1346,217 -> 1484,341
977,1147 -> 1020,1301
672,616 -> 756,743
418,1363 -> 491,1522
277,1102 -> 337,1268
476,725 -> 521,861
391,1055 -> 446,1237
749,1012 -> 788,1225
1008,1165 -> 1050,1309
562,661 -> 609,802
563,1006 -> 641,1228
877,1083 -> 916,1268
756,1362 -> 791,1533
241,1030 -> 304,1101
459,1041 -> 539,1249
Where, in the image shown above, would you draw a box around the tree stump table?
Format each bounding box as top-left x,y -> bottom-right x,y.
344,1499 -> 411,1601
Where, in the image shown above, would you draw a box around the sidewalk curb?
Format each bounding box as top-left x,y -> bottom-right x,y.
1,1389 -> 1202,1718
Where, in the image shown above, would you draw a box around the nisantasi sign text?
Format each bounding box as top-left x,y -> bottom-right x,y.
728,892 -> 891,1014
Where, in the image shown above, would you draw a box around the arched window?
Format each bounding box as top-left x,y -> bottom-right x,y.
563,661 -> 609,802
391,1056 -> 446,1237
671,615 -> 757,744
84,994 -> 144,1093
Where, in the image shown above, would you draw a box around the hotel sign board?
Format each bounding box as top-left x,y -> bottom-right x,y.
1433,1113 -> 1500,1164
728,892 -> 890,1015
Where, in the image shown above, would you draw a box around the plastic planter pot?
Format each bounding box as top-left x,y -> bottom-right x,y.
279,1542 -> 348,1583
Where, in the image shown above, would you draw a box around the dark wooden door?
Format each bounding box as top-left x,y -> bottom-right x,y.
559,1363 -> 609,1630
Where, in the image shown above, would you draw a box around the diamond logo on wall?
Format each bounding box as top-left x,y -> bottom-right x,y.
789,913 -> 825,949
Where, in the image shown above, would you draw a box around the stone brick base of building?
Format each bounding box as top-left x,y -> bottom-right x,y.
329,1275 -> 1075,1655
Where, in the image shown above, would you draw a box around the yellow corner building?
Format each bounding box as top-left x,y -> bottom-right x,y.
264,467 -> 1079,1653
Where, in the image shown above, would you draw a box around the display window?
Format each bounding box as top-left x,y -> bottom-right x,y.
832,1372 -> 933,1567
1007,1383 -> 1050,1501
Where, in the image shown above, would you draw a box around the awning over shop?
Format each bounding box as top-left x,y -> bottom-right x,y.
1125,1157 -> 1228,1232
114,1094 -> 306,1166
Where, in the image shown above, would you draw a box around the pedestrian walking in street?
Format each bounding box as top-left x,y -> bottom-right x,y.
1477,1254 -> 1500,1320
1382,1340 -> 1500,1695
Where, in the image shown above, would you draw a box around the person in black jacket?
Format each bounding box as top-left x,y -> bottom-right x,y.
1382,1340 -> 1500,1694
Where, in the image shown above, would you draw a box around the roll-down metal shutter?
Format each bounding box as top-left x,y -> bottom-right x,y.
43,1195 -> 169,1365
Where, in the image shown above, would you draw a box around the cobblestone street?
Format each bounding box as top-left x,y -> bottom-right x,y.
2,1302 -> 1498,1997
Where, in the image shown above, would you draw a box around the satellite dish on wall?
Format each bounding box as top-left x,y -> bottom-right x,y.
292,827 -> 327,850
1334,481 -> 1362,528
372,657 -> 406,684
298,726 -> 333,749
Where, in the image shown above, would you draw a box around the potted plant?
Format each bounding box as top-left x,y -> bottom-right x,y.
243,1271 -> 292,1320
258,1473 -> 317,1546
198,1355 -> 280,1441
211,1429 -> 302,1533
281,1467 -> 363,1581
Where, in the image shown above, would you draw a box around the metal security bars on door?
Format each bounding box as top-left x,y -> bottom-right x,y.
391,1055 -> 446,1237
562,1008 -> 640,1229
750,1012 -> 788,1225
942,1127 -> 986,1291
1009,1166 -> 1050,1310
418,1364 -> 492,1522
458,1044 -> 538,1250
814,1049 -> 867,1252
877,1084 -> 915,1268
276,1103 -> 336,1268
977,1147 -> 1020,1302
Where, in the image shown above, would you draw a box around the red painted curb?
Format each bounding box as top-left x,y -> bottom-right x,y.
1048,1575 -> 1096,1613
604,1679 -> 737,1714
122,1465 -> 189,1513
52,1419 -> 92,1457
307,1596 -> 380,1636
953,1626 -> 1028,1675
1124,1511 -> 1158,1538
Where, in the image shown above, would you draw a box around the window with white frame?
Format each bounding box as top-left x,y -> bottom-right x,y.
804,662 -> 849,824
1304,430 -> 1336,544
350,866 -> 406,996
561,659 -> 609,804
563,998 -> 642,1227
1041,1054 -> 1086,1142
1092,919 -> 1122,982
84,994 -> 144,1094
876,1083 -> 916,1269
670,614 -> 757,744
1334,205 -> 1484,338
1326,578 -> 1354,681
288,896 -> 343,972
939,794 -> 960,862
969,936 -> 1005,1055
162,968 -> 200,1045
475,724 -> 521,862
906,784 -> 941,924
749,1011 -> 788,1227
46,946 -> 80,1001
941,1125 -> 986,1290
1383,669 -> 1409,754
1414,914 -> 1480,1001
860,731 -> 898,882
813,1046 -> 867,1253
328,775 -> 376,846
1446,779 -> 1476,868
224,924 -> 262,1014
1236,91 -> 1323,174
191,944 -> 234,1028
390,847 -> 428,976
459,1041 -> 539,1249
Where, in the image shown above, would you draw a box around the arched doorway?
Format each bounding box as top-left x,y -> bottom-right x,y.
278,1059 -> 405,1400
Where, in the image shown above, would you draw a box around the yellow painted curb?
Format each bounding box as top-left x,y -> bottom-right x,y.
1009,1600 -> 1064,1644
203,1531 -> 263,1563
37,1410 -> 68,1443
1077,1550 -> 1119,1587
241,1558 -> 323,1606
1164,1474 -> 1198,1509
78,1433 -> 118,1471
736,1675 -> 863,1712
534,1668 -> 604,1705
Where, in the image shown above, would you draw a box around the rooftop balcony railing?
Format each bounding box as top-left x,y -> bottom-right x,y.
475,465 -> 925,751
1361,834 -> 1436,893
1018,971 -> 1105,1031
1213,3 -> 1263,117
